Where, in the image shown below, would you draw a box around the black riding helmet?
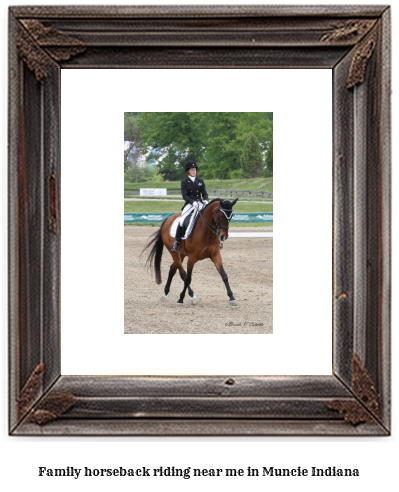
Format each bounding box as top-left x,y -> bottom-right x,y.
184,160 -> 198,172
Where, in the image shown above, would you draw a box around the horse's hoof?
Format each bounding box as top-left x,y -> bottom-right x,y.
190,295 -> 198,305
229,300 -> 238,306
160,294 -> 168,302
176,302 -> 184,307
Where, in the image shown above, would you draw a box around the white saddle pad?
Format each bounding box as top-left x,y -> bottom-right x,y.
170,210 -> 199,240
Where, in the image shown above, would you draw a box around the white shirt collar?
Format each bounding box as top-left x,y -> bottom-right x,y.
188,175 -> 196,182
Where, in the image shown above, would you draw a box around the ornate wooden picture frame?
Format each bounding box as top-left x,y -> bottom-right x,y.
9,5 -> 391,435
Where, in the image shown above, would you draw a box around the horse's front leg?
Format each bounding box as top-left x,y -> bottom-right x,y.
177,257 -> 197,306
212,252 -> 237,306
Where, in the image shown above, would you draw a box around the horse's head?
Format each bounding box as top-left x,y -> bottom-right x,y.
203,198 -> 238,241
218,198 -> 238,241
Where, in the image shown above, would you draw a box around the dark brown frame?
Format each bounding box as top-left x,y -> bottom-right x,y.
9,5 -> 391,436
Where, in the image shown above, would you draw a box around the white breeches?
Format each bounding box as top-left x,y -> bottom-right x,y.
179,202 -> 203,226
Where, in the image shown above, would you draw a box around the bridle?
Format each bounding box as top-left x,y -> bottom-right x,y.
198,203 -> 234,239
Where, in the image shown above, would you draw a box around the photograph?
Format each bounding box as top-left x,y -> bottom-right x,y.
124,112 -> 274,334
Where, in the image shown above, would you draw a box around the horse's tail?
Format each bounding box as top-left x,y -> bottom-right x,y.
141,219 -> 167,285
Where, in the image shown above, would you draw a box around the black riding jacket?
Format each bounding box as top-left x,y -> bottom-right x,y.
181,177 -> 209,210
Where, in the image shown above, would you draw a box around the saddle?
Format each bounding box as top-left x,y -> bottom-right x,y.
170,210 -> 200,240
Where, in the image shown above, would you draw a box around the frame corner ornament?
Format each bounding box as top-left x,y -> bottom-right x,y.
328,354 -> 380,425
352,353 -> 380,416
346,27 -> 378,88
17,19 -> 85,81
17,363 -> 45,419
28,392 -> 77,425
320,19 -> 376,44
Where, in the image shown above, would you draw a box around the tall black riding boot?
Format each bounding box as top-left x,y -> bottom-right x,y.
171,224 -> 184,252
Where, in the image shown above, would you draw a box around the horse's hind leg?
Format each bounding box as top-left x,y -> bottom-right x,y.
178,266 -> 197,303
160,263 -> 178,301
177,258 -> 197,306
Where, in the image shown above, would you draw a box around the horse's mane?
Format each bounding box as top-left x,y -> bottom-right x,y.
205,198 -> 220,207
203,197 -> 235,212
202,198 -> 220,213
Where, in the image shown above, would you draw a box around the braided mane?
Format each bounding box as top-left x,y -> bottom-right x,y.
203,197 -> 236,212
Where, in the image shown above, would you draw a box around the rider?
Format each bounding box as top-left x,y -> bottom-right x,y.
171,160 -> 209,252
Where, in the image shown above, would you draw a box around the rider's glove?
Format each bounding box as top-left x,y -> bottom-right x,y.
203,200 -> 209,205
192,201 -> 199,209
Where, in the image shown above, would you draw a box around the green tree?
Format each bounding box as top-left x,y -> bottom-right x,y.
124,112 -> 143,183
124,163 -> 152,183
199,112 -> 272,179
138,112 -> 204,180
133,112 -> 273,181
198,112 -> 241,179
241,132 -> 263,178
264,137 -> 273,176
124,112 -> 141,141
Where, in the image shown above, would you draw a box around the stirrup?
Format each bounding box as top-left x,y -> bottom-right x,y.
171,240 -> 180,252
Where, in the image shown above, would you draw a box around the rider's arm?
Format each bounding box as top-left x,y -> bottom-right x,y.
201,180 -> 209,202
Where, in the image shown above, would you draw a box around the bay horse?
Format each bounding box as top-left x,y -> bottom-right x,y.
142,198 -> 239,306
